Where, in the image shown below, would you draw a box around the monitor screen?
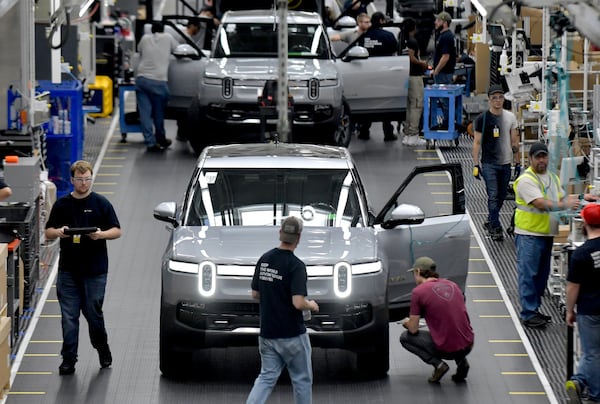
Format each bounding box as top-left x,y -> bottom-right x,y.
559,156 -> 585,185
488,24 -> 505,47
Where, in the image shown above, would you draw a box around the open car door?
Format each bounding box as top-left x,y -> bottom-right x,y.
335,52 -> 409,118
373,163 -> 470,319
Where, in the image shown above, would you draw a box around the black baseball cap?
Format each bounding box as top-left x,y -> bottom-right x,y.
488,85 -> 504,96
529,142 -> 549,157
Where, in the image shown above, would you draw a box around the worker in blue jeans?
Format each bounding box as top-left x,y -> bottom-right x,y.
247,216 -> 319,404
135,21 -> 178,152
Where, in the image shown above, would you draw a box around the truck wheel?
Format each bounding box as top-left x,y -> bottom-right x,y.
356,321 -> 389,379
332,101 -> 351,147
186,98 -> 209,155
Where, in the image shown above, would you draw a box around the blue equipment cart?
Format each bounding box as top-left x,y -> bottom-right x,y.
423,84 -> 464,149
118,83 -> 142,142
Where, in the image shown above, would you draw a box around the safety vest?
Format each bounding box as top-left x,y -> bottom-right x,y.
513,166 -> 563,234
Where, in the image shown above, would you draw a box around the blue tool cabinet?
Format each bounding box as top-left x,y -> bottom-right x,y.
118,84 -> 142,142
37,80 -> 84,197
423,84 -> 464,150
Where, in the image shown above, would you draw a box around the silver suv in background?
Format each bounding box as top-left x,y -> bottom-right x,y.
190,10 -> 349,148
166,7 -> 410,154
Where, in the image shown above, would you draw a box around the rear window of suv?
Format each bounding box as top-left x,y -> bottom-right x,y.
214,23 -> 330,59
184,168 -> 364,227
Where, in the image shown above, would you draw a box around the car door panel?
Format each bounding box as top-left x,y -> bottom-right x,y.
335,55 -> 409,114
374,163 -> 470,312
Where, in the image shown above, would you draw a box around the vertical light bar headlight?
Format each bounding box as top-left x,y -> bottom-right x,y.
198,261 -> 216,297
223,77 -> 233,99
308,78 -> 319,100
333,262 -> 352,298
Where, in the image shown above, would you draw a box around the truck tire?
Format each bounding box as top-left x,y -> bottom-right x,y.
355,321 -> 390,379
186,98 -> 209,155
159,303 -> 192,379
331,101 -> 351,147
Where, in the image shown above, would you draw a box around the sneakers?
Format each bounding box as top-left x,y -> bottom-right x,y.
402,136 -> 426,146
451,358 -> 470,383
158,138 -> 172,149
536,311 -> 552,323
566,380 -> 582,404
99,346 -> 112,368
59,358 -> 76,375
428,361 -> 449,383
523,313 -> 548,329
147,144 -> 165,152
490,227 -> 504,241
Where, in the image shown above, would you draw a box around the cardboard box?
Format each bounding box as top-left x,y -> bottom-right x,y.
0,316 -> 11,396
0,244 -> 6,312
520,7 -> 543,46
555,224 -> 571,243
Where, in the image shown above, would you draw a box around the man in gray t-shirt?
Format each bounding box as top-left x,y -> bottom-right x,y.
135,21 -> 178,152
471,85 -> 520,241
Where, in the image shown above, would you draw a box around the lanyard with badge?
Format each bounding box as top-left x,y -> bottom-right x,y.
482,111 -> 500,139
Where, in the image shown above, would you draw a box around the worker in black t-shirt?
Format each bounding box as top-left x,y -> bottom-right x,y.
356,12 -> 399,141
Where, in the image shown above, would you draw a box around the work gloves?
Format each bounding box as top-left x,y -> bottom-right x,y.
512,163 -> 521,181
473,165 -> 481,180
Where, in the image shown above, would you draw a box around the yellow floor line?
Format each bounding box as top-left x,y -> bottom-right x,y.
479,315 -> 511,318
426,182 -> 451,186
96,173 -> 121,176
16,372 -> 53,375
494,353 -> 529,357
434,201 -> 451,204
103,156 -> 126,160
473,299 -> 503,303
39,315 -> 61,318
106,149 -> 128,153
467,285 -> 498,288
502,371 -> 537,375
417,157 -> 441,161
29,341 -> 62,343
46,299 -> 58,303
489,339 -> 522,343
100,164 -> 124,168
93,182 -> 118,186
431,192 -> 451,195
97,192 -> 115,195
468,271 -> 491,274
468,258 -> 487,262
508,392 -> 546,395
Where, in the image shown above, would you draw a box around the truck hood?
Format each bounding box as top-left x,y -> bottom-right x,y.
170,226 -> 377,265
204,58 -> 338,81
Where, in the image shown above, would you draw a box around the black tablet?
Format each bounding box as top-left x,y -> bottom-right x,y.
64,227 -> 98,235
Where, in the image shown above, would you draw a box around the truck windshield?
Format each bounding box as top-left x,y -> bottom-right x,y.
184,168 -> 364,227
213,23 -> 330,59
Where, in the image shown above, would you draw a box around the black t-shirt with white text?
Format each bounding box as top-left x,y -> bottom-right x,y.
568,237 -> 600,315
251,248 -> 307,339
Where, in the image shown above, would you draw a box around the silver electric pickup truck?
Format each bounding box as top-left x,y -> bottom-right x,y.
166,8 -> 409,154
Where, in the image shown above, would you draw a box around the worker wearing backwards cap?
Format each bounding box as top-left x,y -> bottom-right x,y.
565,203 -> 600,404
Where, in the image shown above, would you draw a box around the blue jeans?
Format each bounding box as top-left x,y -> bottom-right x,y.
57,271 -> 109,361
135,76 -> 170,146
481,163 -> 511,229
514,234 -> 553,320
247,333 -> 313,404
571,314 -> 600,401
400,330 -> 472,367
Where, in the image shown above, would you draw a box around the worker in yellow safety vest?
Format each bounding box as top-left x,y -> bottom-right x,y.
513,142 -> 582,329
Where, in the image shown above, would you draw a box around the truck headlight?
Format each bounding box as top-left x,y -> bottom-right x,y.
334,262 -> 352,298
169,260 -> 199,274
199,261 -> 217,297
320,78 -> 338,87
203,77 -> 222,85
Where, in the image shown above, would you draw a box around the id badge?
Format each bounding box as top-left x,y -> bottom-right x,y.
73,234 -> 81,244
493,126 -> 500,138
